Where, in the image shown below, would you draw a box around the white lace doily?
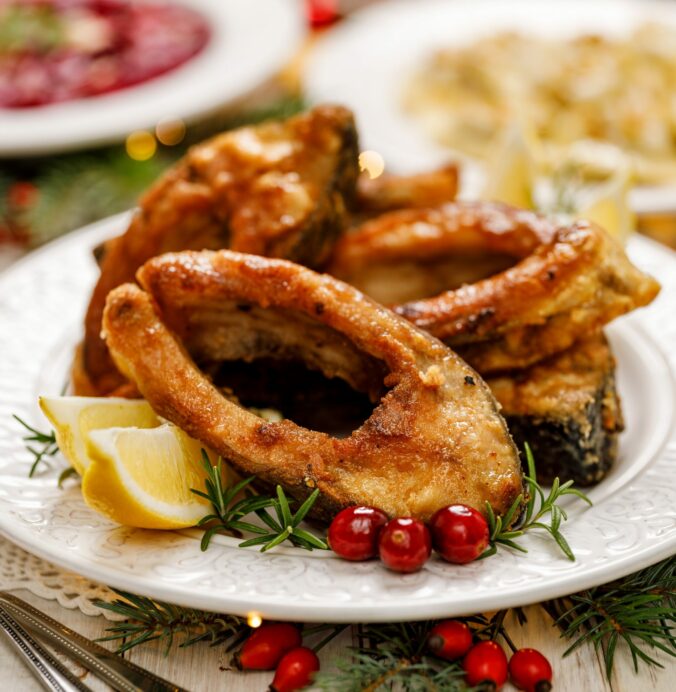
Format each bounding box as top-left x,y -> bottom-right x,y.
0,536 -> 120,620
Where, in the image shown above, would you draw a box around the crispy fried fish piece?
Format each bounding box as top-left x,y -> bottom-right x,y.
101,250 -> 523,522
75,105 -> 359,396
329,202 -> 660,372
487,334 -> 623,486
355,164 -> 458,215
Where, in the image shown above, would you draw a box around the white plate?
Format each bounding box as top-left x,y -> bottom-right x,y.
0,0 -> 304,157
0,215 -> 675,622
304,0 -> 676,214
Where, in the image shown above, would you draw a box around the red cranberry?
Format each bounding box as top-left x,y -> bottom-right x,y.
463,640 -> 508,689
427,620 -> 473,660
429,504 -> 489,564
328,506 -> 389,561
509,648 -> 553,692
378,517 -> 431,573
270,646 -> 320,691
236,623 -> 302,670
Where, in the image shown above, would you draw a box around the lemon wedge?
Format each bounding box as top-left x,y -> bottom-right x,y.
39,396 -> 160,476
575,171 -> 635,245
83,424 -> 213,529
483,121 -> 537,208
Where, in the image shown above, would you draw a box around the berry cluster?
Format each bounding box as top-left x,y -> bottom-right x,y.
234,623 -> 319,691
428,620 -> 553,691
328,503 -> 490,572
233,617 -> 554,692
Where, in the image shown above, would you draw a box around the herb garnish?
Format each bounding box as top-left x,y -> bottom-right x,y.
13,414 -> 59,477
192,451 -> 328,553
483,443 -> 592,561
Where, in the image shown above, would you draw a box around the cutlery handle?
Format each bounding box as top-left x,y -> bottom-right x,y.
0,607 -> 92,692
0,593 -> 186,692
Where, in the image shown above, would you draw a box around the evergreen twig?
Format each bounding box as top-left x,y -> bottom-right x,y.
482,443 -> 592,561
544,556 -> 676,678
94,590 -> 248,655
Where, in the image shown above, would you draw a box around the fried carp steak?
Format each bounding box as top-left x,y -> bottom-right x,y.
329,201 -> 661,373
487,334 -> 623,485
76,105 -> 360,397
101,250 -> 523,522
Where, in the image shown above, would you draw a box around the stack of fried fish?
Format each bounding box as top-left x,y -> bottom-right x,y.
72,106 -> 660,521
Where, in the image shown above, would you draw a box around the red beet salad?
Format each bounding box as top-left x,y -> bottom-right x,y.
0,0 -> 210,108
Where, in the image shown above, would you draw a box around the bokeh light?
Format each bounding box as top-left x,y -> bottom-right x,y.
125,130 -> 157,161
358,150 -> 385,179
247,612 -> 263,628
156,117 -> 186,146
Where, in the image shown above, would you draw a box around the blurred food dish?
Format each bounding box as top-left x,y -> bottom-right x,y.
403,24 -> 676,187
0,0 -> 210,109
304,0 -> 676,215
0,0 -> 305,156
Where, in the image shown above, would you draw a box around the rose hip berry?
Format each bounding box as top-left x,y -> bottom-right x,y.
509,648 -> 553,692
427,620 -> 473,660
328,506 -> 389,561
270,646 -> 320,692
463,640 -> 508,689
429,504 -> 489,564
378,517 -> 431,573
236,623 -> 302,670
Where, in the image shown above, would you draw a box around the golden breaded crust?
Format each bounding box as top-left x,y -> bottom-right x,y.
102,250 -> 523,522
329,201 -> 661,372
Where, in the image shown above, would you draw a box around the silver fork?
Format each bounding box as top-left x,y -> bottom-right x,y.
0,593 -> 186,692
0,605 -> 92,692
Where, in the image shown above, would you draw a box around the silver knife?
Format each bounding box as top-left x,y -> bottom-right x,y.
0,592 -> 187,692
0,606 -> 92,692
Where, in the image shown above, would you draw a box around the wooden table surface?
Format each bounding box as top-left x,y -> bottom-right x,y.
0,548 -> 673,692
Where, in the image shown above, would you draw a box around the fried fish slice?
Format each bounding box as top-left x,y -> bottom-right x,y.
486,334 -> 623,486
355,164 -> 458,215
329,201 -> 661,372
102,250 -> 523,522
75,105 -> 359,396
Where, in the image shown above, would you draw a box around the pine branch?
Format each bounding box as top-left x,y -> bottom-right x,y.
314,613 -> 515,691
315,622 -> 468,692
483,443 -> 592,561
94,590 -> 248,655
543,556 -> 676,678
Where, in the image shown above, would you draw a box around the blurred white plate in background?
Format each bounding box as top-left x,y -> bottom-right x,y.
304,0 -> 676,213
0,0 -> 305,157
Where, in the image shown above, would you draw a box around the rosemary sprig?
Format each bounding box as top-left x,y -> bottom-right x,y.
94,590 -> 248,655
483,443 -> 592,561
192,451 -> 328,553
190,452 -> 276,551
239,485 -> 329,553
544,556 -> 676,678
13,414 -> 59,477
57,466 -> 78,488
